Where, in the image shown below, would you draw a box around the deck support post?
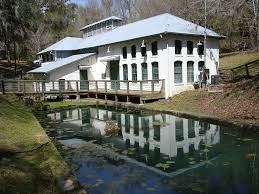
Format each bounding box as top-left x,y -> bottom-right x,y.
76,81 -> 79,94
1,80 -> 5,95
76,94 -> 80,101
126,95 -> 129,103
95,81 -> 98,99
127,81 -> 129,94
42,81 -> 45,97
52,81 -> 55,91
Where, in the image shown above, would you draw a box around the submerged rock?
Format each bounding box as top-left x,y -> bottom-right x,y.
104,121 -> 120,137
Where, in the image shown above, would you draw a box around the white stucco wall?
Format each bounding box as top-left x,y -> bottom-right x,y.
43,34 -> 219,98
94,34 -> 219,98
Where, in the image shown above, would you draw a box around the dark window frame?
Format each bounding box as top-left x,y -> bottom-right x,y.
152,62 -> 159,80
187,41 -> 194,55
174,61 -> 183,83
198,42 -> 204,55
123,64 -> 128,80
122,46 -> 127,59
131,45 -> 136,58
187,61 -> 194,83
151,41 -> 158,55
141,63 -> 148,80
175,40 -> 182,55
131,63 -> 137,80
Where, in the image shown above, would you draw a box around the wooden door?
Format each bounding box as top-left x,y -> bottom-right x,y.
110,61 -> 120,90
80,70 -> 89,90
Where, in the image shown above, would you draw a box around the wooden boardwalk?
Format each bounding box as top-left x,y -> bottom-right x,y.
0,79 -> 165,103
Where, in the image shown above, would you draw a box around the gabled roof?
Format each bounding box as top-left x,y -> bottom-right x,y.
29,53 -> 95,73
76,13 -> 223,50
38,37 -> 83,54
80,16 -> 123,31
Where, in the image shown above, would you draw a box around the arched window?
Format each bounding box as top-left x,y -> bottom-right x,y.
131,63 -> 137,80
123,64 -> 128,80
187,61 -> 194,83
122,46 -> 127,59
198,42 -> 204,55
175,40 -> 182,54
131,45 -> 136,58
141,63 -> 148,80
152,62 -> 159,80
174,61 -> 182,83
151,41 -> 158,55
187,41 -> 193,55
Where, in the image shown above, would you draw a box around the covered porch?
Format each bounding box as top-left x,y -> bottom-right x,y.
1,79 -> 165,103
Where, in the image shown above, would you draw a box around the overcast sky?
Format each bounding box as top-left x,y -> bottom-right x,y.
69,0 -> 87,6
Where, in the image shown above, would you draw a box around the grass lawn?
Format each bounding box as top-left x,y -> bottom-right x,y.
220,51 -> 259,69
45,100 -> 96,109
144,77 -> 259,124
0,95 -> 70,194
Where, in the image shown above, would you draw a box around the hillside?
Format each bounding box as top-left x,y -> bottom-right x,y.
145,51 -> 259,125
220,51 -> 259,69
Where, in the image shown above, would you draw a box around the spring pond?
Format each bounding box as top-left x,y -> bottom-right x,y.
37,105 -> 259,194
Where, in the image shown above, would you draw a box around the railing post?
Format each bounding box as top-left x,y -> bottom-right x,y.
152,80 -> 155,94
52,81 -> 55,91
140,81 -> 143,95
105,81 -> 107,92
95,81 -> 98,99
1,80 -> 5,94
76,81 -> 79,94
127,81 -> 129,95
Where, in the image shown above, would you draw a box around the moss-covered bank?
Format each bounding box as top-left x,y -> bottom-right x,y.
0,95 -> 76,194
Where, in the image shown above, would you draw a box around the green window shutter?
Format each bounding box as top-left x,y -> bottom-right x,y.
152,62 -> 159,80
141,63 -> 148,80
174,61 -> 182,83
131,63 -> 137,80
187,61 -> 194,83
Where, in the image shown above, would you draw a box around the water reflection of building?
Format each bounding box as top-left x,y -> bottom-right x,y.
48,107 -> 220,158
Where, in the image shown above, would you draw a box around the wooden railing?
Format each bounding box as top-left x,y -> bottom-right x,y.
0,79 -> 165,98
219,60 -> 259,82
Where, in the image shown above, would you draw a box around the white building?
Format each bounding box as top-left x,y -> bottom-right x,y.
29,13 -> 223,101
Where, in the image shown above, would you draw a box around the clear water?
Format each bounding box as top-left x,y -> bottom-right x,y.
38,105 -> 259,194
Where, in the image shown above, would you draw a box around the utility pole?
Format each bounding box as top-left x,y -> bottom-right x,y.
204,0 -> 207,69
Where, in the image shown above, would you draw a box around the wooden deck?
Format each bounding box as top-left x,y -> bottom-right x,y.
0,79 -> 165,103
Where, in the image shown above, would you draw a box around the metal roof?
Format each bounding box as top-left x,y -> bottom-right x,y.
38,37 -> 83,54
76,13 -> 223,50
38,13 -> 223,54
80,16 -> 123,31
29,53 -> 95,73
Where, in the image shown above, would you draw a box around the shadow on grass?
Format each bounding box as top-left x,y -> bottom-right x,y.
0,146 -> 58,194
